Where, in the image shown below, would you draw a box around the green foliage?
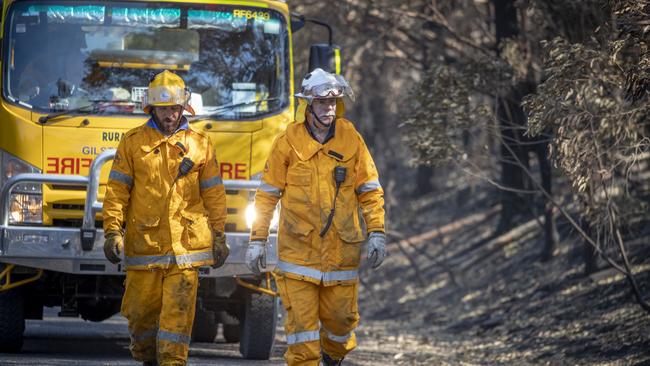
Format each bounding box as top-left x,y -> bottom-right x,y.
524,0 -> 650,231
402,0 -> 650,240
402,60 -> 509,166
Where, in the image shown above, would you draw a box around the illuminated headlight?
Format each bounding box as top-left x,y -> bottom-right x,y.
245,203 -> 256,229
0,150 -> 43,224
245,203 -> 279,231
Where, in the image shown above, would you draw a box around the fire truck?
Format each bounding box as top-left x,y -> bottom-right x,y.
0,0 -> 340,359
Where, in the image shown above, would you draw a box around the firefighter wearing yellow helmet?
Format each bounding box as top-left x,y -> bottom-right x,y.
102,70 -> 229,366
246,68 -> 387,366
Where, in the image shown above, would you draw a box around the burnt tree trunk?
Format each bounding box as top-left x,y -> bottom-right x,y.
413,15 -> 438,197
538,137 -> 559,261
494,0 -> 527,234
493,0 -> 558,259
581,218 -> 598,275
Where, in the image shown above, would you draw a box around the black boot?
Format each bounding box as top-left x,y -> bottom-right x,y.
322,352 -> 343,366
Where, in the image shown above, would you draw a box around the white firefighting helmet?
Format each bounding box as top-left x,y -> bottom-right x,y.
294,68 -> 355,104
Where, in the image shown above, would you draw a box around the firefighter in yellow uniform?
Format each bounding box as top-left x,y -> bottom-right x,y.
102,70 -> 229,366
246,68 -> 387,366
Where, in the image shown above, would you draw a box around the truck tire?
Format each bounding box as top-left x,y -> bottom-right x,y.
191,308 -> 217,343
0,288 -> 25,352
239,290 -> 277,360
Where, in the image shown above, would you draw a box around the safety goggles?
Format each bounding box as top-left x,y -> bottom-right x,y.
311,83 -> 345,98
295,73 -> 355,102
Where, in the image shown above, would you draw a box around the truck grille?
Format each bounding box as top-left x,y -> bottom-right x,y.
53,219 -> 103,228
50,185 -> 87,191
52,204 -> 85,210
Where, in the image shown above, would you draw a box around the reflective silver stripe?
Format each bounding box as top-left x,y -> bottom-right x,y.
176,251 -> 213,266
125,254 -> 174,267
125,251 -> 212,268
356,180 -> 381,194
109,170 -> 133,188
260,182 -> 282,197
278,261 -> 321,281
323,269 -> 359,282
286,330 -> 320,345
158,329 -> 190,345
200,176 -> 223,190
325,329 -> 352,343
132,328 -> 157,342
278,261 -> 358,282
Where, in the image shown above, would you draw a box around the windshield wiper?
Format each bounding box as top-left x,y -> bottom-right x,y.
37,100 -> 133,124
189,97 -> 279,122
38,104 -> 96,124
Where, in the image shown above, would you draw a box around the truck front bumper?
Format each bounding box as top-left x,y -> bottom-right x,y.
0,150 -> 277,278
0,227 -> 277,277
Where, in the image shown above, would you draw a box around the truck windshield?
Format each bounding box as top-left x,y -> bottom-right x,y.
3,2 -> 290,120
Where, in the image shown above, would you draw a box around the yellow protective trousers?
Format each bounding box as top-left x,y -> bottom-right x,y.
276,274 -> 360,366
121,265 -> 198,366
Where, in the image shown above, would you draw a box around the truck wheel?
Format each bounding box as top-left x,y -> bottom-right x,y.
239,290 -> 277,360
191,308 -> 217,343
0,288 -> 25,352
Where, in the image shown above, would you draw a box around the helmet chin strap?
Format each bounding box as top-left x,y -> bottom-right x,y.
307,104 -> 331,129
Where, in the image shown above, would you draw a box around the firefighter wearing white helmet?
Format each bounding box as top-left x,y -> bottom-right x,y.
246,68 -> 386,366
103,70 -> 228,366
294,67 -> 355,102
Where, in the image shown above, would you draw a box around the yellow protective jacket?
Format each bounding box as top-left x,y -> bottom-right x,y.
251,111 -> 384,286
103,118 -> 226,270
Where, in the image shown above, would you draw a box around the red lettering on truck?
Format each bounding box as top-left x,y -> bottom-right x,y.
45,157 -> 93,174
220,163 -> 233,179
235,163 -> 246,179
220,162 -> 247,179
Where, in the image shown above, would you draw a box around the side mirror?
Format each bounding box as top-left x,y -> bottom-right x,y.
290,12 -> 305,33
308,44 -> 342,75
294,15 -> 343,74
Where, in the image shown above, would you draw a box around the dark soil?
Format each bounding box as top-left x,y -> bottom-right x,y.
354,187 -> 650,365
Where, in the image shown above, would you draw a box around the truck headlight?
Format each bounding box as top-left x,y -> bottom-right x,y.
245,203 -> 256,229
245,203 -> 279,231
0,150 -> 43,224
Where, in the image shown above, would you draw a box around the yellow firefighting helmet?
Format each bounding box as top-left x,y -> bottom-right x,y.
143,70 -> 195,116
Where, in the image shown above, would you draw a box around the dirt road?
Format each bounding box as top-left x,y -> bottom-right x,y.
0,308 -> 397,366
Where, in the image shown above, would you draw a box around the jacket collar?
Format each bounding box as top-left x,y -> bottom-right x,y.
305,119 -> 336,144
286,118 -> 358,162
146,116 -> 189,135
141,117 -> 189,153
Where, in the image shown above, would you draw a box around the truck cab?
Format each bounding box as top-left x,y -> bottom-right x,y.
0,0 -> 297,359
